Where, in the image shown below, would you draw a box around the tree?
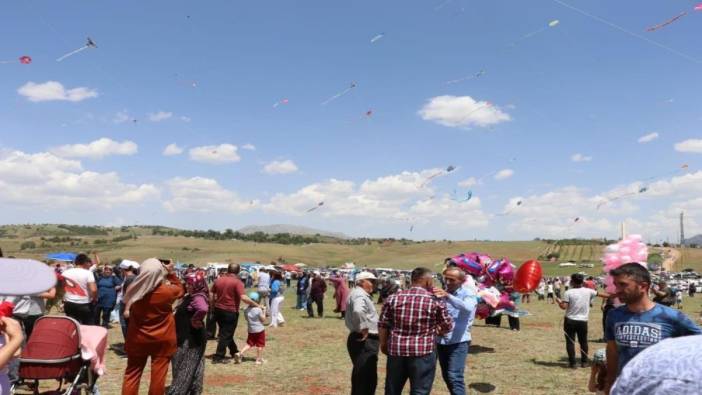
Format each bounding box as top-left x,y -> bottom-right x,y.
20,241 -> 36,250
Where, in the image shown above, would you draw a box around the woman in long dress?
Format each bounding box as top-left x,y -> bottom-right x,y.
328,273 -> 349,319
168,270 -> 209,395
269,271 -> 285,327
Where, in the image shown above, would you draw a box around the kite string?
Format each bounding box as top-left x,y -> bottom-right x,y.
56,45 -> 88,62
551,0 -> 702,64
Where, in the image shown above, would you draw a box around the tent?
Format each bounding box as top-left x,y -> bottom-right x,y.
46,252 -> 77,262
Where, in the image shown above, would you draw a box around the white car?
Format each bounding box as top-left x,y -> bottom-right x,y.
559,262 -> 577,267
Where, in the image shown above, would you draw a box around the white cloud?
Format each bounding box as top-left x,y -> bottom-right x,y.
180,116 -> 191,123
51,138 -> 138,159
242,144 -> 256,151
188,144 -> 240,164
113,110 -> 131,124
148,111 -> 173,122
0,150 -> 158,209
571,153 -> 592,162
638,132 -> 659,143
163,143 -> 184,156
494,169 -> 514,180
18,81 -> 98,103
163,177 -> 254,213
263,160 -> 299,175
458,177 -> 477,188
418,95 -> 511,128
674,139 -> 702,153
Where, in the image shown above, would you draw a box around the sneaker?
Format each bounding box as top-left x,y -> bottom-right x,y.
233,353 -> 242,364
255,359 -> 266,365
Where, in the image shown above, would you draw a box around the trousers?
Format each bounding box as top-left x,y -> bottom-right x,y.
122,354 -> 170,395
347,332 -> 379,395
564,317 -> 588,365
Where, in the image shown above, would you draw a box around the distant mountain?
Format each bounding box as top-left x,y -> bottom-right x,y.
237,224 -> 347,239
684,234 -> 702,246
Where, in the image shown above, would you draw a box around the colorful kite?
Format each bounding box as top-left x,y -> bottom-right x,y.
445,70 -> 486,85
370,33 -> 385,43
512,20 -> 560,45
273,98 -> 289,108
306,202 -> 325,213
646,12 -> 688,32
57,37 -> 97,62
0,55 -> 31,65
321,82 -> 357,105
420,165 -> 457,188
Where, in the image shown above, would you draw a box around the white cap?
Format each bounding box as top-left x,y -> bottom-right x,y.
119,259 -> 140,270
355,271 -> 377,281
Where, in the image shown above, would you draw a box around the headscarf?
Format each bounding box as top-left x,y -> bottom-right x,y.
185,270 -> 208,300
122,258 -> 167,309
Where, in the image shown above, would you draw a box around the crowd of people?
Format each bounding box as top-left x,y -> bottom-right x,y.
2,251 -> 702,394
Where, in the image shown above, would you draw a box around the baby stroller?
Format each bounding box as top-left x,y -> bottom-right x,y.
10,316 -> 98,395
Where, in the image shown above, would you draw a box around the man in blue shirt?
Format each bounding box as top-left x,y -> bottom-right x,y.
604,262 -> 701,394
433,267 -> 477,395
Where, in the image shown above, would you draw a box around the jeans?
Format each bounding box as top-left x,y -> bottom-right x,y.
64,301 -> 94,325
385,352 -> 437,395
296,292 -> 308,309
119,302 -> 129,340
564,317 -> 588,365
214,308 -> 239,359
307,294 -> 324,317
437,342 -> 469,395
347,333 -> 379,395
95,305 -> 114,328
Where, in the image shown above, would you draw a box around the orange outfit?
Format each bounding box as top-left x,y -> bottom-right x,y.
122,273 -> 185,395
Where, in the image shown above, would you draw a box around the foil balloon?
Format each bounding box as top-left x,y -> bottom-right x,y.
497,260 -> 515,283
496,292 -> 515,310
513,260 -> 543,293
485,259 -> 501,280
0,301 -> 14,318
476,303 -> 491,320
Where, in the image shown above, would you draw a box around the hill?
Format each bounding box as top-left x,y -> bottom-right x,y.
684,234 -> 702,246
237,224 -> 347,239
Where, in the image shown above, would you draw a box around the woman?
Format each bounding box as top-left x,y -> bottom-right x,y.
328,273 -> 349,319
121,259 -> 185,395
269,271 -> 285,327
96,265 -> 122,328
168,270 -> 209,395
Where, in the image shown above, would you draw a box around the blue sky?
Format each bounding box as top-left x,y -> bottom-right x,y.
0,0 -> 701,241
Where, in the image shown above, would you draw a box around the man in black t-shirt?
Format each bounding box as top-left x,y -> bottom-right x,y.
651,281 -> 675,306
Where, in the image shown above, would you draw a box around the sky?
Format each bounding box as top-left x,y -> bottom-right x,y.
0,0 -> 701,242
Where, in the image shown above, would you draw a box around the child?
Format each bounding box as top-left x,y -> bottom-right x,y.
236,292 -> 267,365
675,288 -> 683,309
588,349 -> 607,395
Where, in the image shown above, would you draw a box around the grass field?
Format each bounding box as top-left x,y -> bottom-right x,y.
58,283 -> 701,395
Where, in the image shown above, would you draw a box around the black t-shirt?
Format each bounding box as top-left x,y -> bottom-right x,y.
653,287 -> 675,306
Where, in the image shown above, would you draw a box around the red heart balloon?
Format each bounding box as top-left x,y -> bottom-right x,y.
513,260 -> 542,293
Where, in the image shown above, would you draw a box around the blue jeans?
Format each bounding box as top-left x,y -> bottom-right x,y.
437,341 -> 469,395
296,292 -> 308,309
385,351 -> 436,395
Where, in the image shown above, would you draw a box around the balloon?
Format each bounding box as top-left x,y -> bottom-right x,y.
497,260 -> 515,283
628,234 -> 642,242
605,244 -> 620,253
513,260 -> 543,293
496,292 -> 515,310
476,303 -> 491,320
485,259 -> 501,280
479,255 -> 493,266
604,276 -> 616,294
478,289 -> 499,308
620,255 -> 632,263
451,254 -> 484,278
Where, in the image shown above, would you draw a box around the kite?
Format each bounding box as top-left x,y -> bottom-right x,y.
445,70 -> 486,85
452,190 -> 473,203
696,3 -> 702,11
597,186 -> 649,210
306,201 -> 324,213
321,82 -> 357,105
497,200 -> 523,216
409,225 -> 414,232
370,33 -> 385,43
365,109 -> 373,117
512,20 -> 560,45
646,12 -> 688,32
273,98 -> 289,108
420,165 -> 457,188
56,37 -> 97,62
0,55 -> 31,65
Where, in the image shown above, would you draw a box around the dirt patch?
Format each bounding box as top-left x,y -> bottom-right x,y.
307,385 -> 340,394
205,374 -> 248,386
526,322 -> 554,329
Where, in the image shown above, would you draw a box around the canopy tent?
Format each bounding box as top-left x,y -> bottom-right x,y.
277,264 -> 301,273
46,252 -> 77,262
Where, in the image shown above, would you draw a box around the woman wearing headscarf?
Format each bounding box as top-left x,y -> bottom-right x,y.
121,259 -> 185,395
168,270 -> 209,395
95,265 -> 122,328
328,272 -> 349,319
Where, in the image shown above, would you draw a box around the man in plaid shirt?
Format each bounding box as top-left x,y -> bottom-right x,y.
379,267 -> 453,395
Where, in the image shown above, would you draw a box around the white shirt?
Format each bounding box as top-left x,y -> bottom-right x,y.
563,287 -> 597,321
547,284 -> 554,293
61,267 -> 95,304
257,272 -> 270,291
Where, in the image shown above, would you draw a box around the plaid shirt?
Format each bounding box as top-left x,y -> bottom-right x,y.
378,286 -> 453,357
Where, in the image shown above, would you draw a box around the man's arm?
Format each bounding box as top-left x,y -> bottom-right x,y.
240,293 -> 260,308
604,340 -> 618,395
39,286 -> 56,300
378,327 -> 389,355
435,301 -> 454,336
88,282 -> 97,302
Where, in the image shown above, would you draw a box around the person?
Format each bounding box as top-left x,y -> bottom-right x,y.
95,265 -> 122,328
345,272 -> 379,395
554,278 -> 562,299
379,267 -> 453,395
546,281 -> 555,304
329,272 -> 350,319
604,263 -> 702,394
168,270 -> 209,395
0,286 -> 56,339
237,292 -> 267,365
433,267 -> 477,395
257,269 -> 271,311
60,253 -> 98,325
121,258 -> 185,395
210,263 -> 259,363
688,282 -> 696,298
536,281 -> 546,301
296,271 -> 309,310
584,276 -> 596,290
610,334 -> 702,394
675,288 -> 683,309
285,271 -> 292,288
307,271 -> 326,318
1,317 -> 23,394
269,271 -> 285,327
555,273 -> 607,368
651,280 -> 675,307
118,261 -> 138,341
600,297 -> 619,342
587,349 -> 607,395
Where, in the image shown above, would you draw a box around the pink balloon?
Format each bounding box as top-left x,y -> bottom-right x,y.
628,234 -> 642,242
497,261 -> 515,283
620,255 -> 632,263
605,276 -> 616,293
476,304 -> 491,320
619,247 -> 632,256
496,293 -> 515,310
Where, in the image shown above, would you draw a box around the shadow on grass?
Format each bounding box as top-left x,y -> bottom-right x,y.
469,382 -> 496,393
530,357 -> 574,369
468,344 -> 495,354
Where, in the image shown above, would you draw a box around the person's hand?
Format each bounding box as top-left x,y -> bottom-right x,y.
380,342 -> 388,355
164,260 -> 175,274
0,317 -> 23,343
123,309 -> 130,319
433,288 -> 448,299
357,328 -> 369,342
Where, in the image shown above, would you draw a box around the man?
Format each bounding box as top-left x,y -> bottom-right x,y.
117,260 -> 139,341
379,267 -> 453,395
651,280 -> 675,307
296,271 -> 309,310
210,263 -> 259,364
345,272 -> 379,395
604,263 -> 701,393
60,253 -> 97,325
688,282 -> 696,298
555,273 -> 607,368
584,276 -> 596,290
433,267 -> 477,395
285,270 -> 292,288
257,269 -> 271,311
307,271 -> 327,318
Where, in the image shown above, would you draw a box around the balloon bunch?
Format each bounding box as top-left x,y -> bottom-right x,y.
602,234 -> 648,293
